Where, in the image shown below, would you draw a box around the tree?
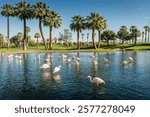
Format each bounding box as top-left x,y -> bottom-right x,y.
97,15 -> 107,48
1,4 -> 14,49
130,26 -> 141,45
70,15 -> 85,50
33,2 -> 49,50
142,31 -> 144,42
86,12 -> 100,49
0,33 -> 4,47
26,26 -> 30,45
10,32 -> 23,47
117,26 -> 130,44
59,29 -> 72,49
87,33 -> 89,46
43,10 -> 62,50
101,30 -> 116,46
34,32 -> 41,49
148,27 -> 150,42
14,2 -> 32,51
144,26 -> 149,42
81,33 -> 84,47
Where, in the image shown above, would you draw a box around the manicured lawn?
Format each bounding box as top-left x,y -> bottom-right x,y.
1,43 -> 150,53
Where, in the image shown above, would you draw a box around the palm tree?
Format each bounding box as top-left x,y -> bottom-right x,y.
26,26 -> 30,44
144,26 -> 149,42
81,33 -> 84,47
33,2 -> 49,50
34,33 -> 41,50
148,27 -> 150,42
43,10 -> 62,50
97,16 -> 107,48
142,31 -> 144,42
130,26 -> 141,45
15,2 -> 32,51
1,4 -> 14,49
86,12 -> 100,49
87,33 -> 89,46
70,15 -> 85,50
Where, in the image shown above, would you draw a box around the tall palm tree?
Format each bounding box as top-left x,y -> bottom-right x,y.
87,33 -> 89,46
142,31 -> 144,42
15,2 -> 32,51
148,27 -> 150,42
33,2 -> 49,50
97,16 -> 107,48
70,15 -> 85,50
130,26 -> 141,45
81,33 -> 84,47
34,32 -> 41,50
144,26 -> 149,42
1,4 -> 14,49
86,12 -> 100,49
43,10 -> 62,50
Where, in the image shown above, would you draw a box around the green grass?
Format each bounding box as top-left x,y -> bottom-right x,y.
1,42 -> 150,53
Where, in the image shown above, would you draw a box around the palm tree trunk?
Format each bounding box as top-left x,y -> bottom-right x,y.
39,18 -> 48,51
134,37 -> 137,45
77,31 -> 80,50
148,31 -> 150,42
7,16 -> 10,50
92,29 -> 97,49
98,30 -> 101,48
145,30 -> 147,42
49,26 -> 53,50
23,18 -> 27,51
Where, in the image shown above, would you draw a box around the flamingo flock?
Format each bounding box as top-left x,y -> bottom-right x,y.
1,53 -> 135,87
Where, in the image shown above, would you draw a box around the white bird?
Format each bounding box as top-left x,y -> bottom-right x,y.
34,57 -> 36,62
121,60 -> 128,66
8,54 -> 13,58
45,58 -> 49,63
53,65 -> 61,74
40,62 -> 51,69
92,59 -> 98,66
128,57 -> 134,63
38,55 -> 40,61
75,57 -> 80,61
88,76 -> 105,87
104,58 -> 109,64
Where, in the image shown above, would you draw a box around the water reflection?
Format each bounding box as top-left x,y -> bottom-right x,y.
0,51 -> 150,99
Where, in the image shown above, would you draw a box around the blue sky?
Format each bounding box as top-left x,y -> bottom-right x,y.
0,0 -> 150,41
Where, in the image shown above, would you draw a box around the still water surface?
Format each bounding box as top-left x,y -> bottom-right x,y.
0,51 -> 150,100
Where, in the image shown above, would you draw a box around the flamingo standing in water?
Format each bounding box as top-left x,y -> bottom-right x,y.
53,65 -> 61,74
40,62 -> 51,69
88,76 -> 105,87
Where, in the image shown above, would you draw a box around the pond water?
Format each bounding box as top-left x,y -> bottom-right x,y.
0,51 -> 150,100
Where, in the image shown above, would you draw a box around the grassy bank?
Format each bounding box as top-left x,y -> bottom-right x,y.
1,43 -> 150,53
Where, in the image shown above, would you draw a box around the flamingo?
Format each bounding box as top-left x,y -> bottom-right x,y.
128,57 -> 134,63
53,65 -> 61,74
92,59 -> 97,66
104,58 -> 109,64
75,57 -> 80,61
40,62 -> 51,69
121,60 -> 128,66
88,76 -> 105,87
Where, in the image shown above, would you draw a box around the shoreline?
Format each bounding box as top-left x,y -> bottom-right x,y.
1,48 -> 150,54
